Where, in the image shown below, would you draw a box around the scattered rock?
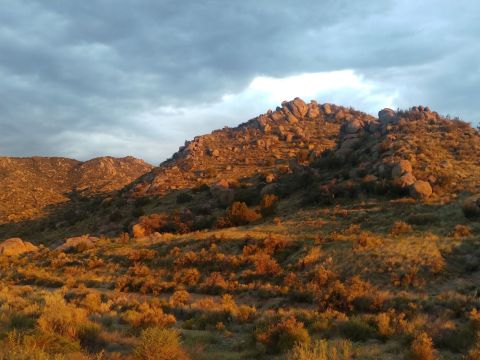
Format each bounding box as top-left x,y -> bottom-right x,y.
409,180 -> 433,200
286,114 -> 299,124
289,98 -> 308,118
397,173 -> 417,187
57,235 -> 99,251
378,108 -> 397,124
323,104 -> 332,115
0,238 -> 38,256
392,160 -> 413,178
307,103 -> 320,118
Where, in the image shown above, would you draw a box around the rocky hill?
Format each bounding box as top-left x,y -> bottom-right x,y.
129,98 -> 373,197
129,98 -> 479,205
0,156 -> 153,223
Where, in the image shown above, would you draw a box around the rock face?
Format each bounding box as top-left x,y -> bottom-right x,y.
56,235 -> 99,251
0,238 -> 38,256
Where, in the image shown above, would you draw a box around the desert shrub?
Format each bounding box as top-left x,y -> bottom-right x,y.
409,332 -> 438,360
237,304 -> 257,323
223,202 -> 261,226
176,192 -> 193,204
128,249 -> 157,262
77,322 -> 102,350
451,224 -> 472,238
255,315 -> 310,354
376,311 -> 396,338
288,339 -> 352,360
135,214 -> 166,236
316,276 -> 383,313
298,247 -> 322,268
252,252 -> 282,276
260,194 -> 279,216
313,266 -> 338,287
122,302 -> 176,329
134,327 -> 190,360
37,293 -> 89,338
170,290 -> 190,306
263,235 -> 289,254
390,221 -> 413,236
466,346 -> 480,360
201,272 -> 228,294
338,318 -> 378,341
173,268 -> 200,286
234,188 -> 262,206
354,231 -> 382,249
0,331 -> 59,360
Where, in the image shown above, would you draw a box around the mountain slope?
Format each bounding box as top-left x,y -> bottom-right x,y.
0,156 -> 153,223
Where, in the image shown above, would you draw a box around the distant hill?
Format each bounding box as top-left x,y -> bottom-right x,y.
0,156 -> 153,223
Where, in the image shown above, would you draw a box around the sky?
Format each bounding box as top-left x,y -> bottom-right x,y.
0,0 -> 479,164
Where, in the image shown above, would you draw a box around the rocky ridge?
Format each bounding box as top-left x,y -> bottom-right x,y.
0,156 -> 153,223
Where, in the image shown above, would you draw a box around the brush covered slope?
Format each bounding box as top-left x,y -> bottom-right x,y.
0,99 -> 479,359
0,156 -> 153,223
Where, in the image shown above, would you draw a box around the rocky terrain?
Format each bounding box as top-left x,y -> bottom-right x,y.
0,156 -> 153,223
0,99 -> 479,359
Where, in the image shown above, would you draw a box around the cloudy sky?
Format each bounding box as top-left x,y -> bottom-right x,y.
1,0 -> 479,164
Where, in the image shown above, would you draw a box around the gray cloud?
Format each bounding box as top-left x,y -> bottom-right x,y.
0,0 -> 478,163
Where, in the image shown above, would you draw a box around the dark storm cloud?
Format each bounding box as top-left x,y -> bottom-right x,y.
0,0 -> 478,162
